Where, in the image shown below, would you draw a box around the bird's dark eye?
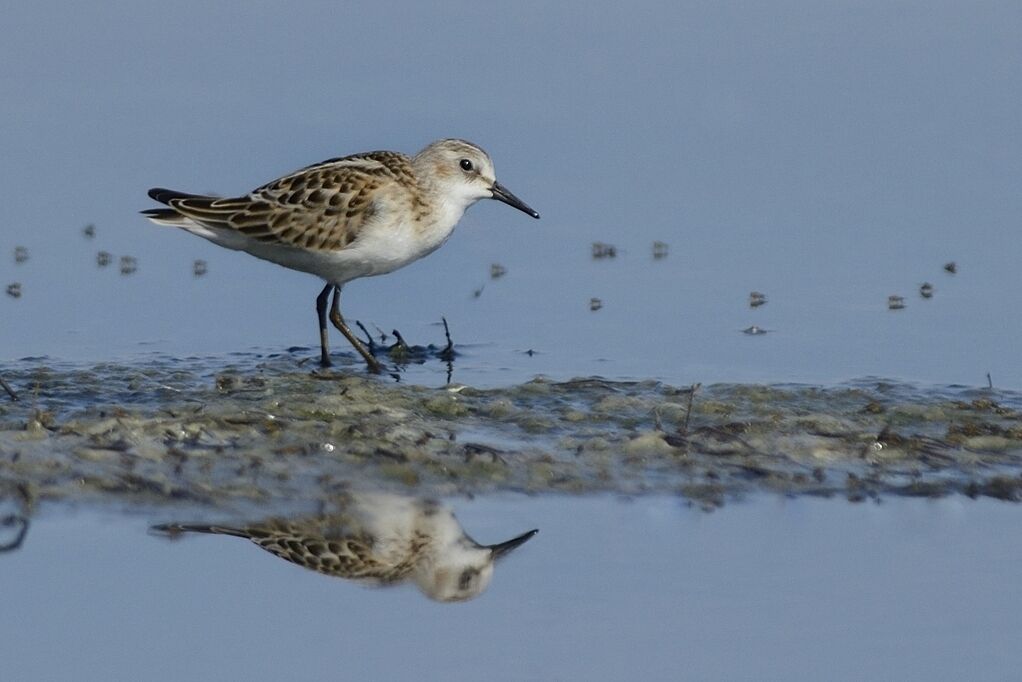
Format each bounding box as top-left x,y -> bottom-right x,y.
460,159 -> 474,172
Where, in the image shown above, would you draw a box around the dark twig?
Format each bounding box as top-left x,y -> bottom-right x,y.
390,330 -> 412,354
987,372 -> 993,389
681,383 -> 701,437
439,317 -> 455,362
0,515 -> 29,552
355,321 -> 377,351
0,375 -> 18,402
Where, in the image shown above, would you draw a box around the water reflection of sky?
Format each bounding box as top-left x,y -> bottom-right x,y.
1,2 -> 1020,388
3,497 -> 1020,681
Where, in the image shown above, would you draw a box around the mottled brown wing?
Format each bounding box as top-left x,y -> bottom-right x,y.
248,527 -> 406,581
166,151 -> 416,252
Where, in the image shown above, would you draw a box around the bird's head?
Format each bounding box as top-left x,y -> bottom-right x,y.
414,139 -> 540,219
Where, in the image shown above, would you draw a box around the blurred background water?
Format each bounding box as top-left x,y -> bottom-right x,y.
2,1 -> 1019,388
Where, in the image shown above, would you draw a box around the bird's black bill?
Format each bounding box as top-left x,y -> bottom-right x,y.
487,528 -> 539,559
491,182 -> 540,219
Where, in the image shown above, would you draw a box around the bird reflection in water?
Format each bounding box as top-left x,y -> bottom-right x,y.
153,492 -> 537,602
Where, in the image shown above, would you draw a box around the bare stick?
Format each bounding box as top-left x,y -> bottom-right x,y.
0,375 -> 17,402
391,330 -> 411,353
439,317 -> 455,361
0,515 -> 28,552
680,383 -> 701,437
355,321 -> 377,351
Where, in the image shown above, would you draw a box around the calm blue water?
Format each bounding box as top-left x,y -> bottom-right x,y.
4,496 -> 1021,682
2,1 -> 1020,389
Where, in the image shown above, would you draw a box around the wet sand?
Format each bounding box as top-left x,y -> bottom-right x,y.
2,353 -> 1020,515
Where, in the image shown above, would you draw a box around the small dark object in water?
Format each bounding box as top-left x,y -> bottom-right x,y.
888,295 -> 905,310
96,251 -> 112,267
987,372 -> 993,389
13,246 -> 28,264
472,285 -> 485,299
652,241 -> 669,259
390,329 -> 412,355
82,224 -> 96,238
0,514 -> 28,551
438,317 -> 455,362
944,261 -> 957,274
749,291 -> 767,308
120,256 -> 138,275
589,297 -> 603,311
919,282 -> 933,299
193,259 -> 208,277
0,374 -> 18,401
591,242 -> 617,259
525,349 -> 536,357
5,283 -> 21,299
355,321 -> 378,351
742,325 -> 768,335
489,263 -> 507,279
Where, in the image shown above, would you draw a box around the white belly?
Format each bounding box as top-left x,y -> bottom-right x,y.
175,202 -> 463,286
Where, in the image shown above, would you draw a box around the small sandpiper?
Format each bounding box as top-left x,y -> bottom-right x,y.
142,139 -> 540,373
153,492 -> 537,602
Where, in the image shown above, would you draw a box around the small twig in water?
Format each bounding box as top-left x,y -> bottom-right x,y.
987,372 -> 993,389
0,375 -> 18,402
391,330 -> 411,353
681,383 -> 701,437
0,515 -> 29,553
439,317 -> 455,362
355,321 -> 377,350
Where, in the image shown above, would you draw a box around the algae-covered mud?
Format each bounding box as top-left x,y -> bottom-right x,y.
2,353 -> 1021,513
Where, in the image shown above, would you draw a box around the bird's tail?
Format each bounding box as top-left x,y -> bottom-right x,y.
141,187 -> 213,226
140,208 -> 188,226
151,522 -> 249,539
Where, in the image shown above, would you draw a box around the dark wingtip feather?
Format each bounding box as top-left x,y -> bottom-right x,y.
148,187 -> 206,205
140,208 -> 180,220
150,523 -> 248,538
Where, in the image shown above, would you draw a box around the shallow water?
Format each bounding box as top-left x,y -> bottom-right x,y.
2,3 -> 1021,679
3,495 -> 1021,682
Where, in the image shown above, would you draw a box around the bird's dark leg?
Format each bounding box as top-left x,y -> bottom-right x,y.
329,286 -> 384,374
317,283 -> 333,368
